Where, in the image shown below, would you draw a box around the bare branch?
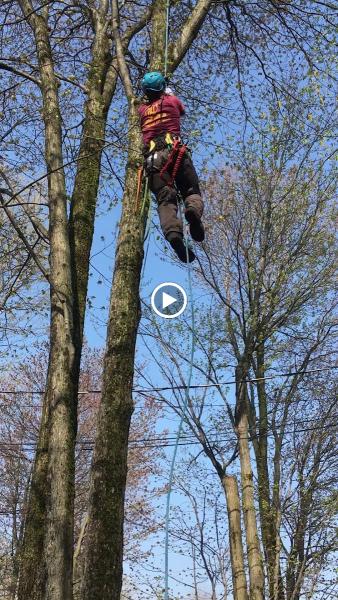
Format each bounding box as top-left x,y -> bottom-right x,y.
0,192 -> 49,282
0,171 -> 49,244
0,61 -> 41,86
111,0 -> 135,102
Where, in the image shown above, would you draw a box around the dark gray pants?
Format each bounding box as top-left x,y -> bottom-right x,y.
145,147 -> 204,238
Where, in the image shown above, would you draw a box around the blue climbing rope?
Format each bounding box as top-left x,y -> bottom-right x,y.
139,6 -> 197,592
164,0 -> 170,78
164,200 -> 196,600
162,2 -> 198,595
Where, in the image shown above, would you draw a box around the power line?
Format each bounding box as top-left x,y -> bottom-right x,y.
0,392 -> 337,413
0,420 -> 336,452
0,365 -> 336,397
134,366 -> 338,394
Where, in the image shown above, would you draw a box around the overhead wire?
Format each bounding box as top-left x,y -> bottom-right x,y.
0,415 -> 337,449
1,392 -> 337,412
0,365 -> 336,396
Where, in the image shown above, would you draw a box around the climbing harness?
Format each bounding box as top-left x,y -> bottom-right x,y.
143,132 -> 188,189
159,138 -> 188,187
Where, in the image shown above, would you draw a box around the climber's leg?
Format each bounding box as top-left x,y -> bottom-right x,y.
155,182 -> 195,263
175,153 -> 205,242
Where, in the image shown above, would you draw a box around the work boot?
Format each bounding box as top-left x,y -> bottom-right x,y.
185,208 -> 205,242
167,232 -> 195,263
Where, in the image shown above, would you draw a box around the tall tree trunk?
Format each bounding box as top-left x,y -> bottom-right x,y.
81,0 -> 213,596
222,475 -> 249,600
17,4 -> 76,599
80,104 -> 144,600
69,30 -> 111,354
236,363 -> 265,600
16,5 -> 116,599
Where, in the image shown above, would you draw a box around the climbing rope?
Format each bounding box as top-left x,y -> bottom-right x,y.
140,0 -> 171,280
162,2 -> 197,597
164,0 -> 170,77
159,139 -> 188,187
164,199 -> 196,600
136,6 -> 198,592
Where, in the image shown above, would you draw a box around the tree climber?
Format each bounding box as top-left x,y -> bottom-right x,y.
139,71 -> 205,263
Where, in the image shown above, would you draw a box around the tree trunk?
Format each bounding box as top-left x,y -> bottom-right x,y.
272,434 -> 285,600
222,475 -> 248,600
255,341 -> 281,599
286,472 -> 311,600
80,105 -> 144,600
236,364 -> 265,600
17,7 -> 120,599
17,6 -> 76,599
69,23 -> 113,351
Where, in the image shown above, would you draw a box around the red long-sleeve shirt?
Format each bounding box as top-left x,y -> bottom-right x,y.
138,94 -> 185,145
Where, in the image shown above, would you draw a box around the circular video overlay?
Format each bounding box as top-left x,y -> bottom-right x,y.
151,282 -> 187,319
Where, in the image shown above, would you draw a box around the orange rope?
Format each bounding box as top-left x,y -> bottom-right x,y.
159,139 -> 187,186
135,166 -> 144,210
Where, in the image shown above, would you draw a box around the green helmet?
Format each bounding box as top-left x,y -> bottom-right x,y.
141,72 -> 166,94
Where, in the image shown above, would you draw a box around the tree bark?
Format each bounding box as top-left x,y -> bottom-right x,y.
222,475 -> 249,600
16,2 -> 149,596
255,341 -> 280,599
17,4 -> 76,599
69,23 -> 112,353
236,364 -> 265,600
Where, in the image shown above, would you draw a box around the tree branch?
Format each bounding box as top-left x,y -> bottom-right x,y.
0,61 -> 41,86
0,192 -> 50,282
111,0 -> 135,102
0,171 -> 49,243
170,0 -> 214,72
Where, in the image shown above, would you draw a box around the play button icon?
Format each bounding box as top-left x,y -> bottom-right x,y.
162,291 -> 177,310
151,282 -> 187,319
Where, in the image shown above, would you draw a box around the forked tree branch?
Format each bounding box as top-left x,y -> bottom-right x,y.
0,170 -> 49,243
102,3 -> 154,104
111,0 -> 135,102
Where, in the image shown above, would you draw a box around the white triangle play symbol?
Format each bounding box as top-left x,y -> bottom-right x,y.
162,291 -> 177,309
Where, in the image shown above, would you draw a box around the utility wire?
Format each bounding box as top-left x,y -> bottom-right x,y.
0,392 -> 337,412
0,421 -> 337,452
0,365 -> 336,396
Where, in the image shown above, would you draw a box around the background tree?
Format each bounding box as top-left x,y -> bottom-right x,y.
0,170 -> 48,359
137,88 -> 337,599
